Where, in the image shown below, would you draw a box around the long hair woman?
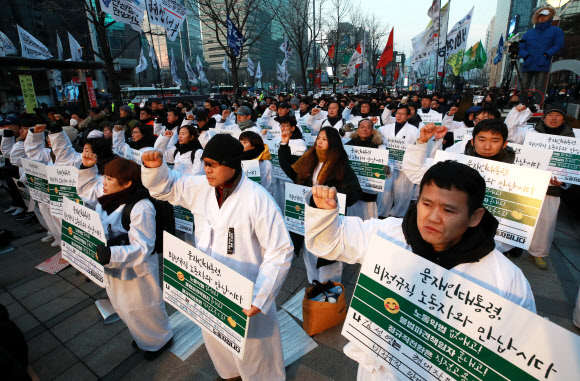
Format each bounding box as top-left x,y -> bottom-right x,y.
77,155 -> 173,359
155,124 -> 204,175
279,126 -> 362,283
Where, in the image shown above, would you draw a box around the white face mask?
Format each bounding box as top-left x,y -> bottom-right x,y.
559,92 -> 566,95
70,119 -> 78,127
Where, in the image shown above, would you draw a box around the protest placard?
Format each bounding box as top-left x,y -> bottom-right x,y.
523,132 -> 580,185
216,129 -> 241,140
266,138 -> 292,181
13,178 -> 31,209
434,150 -> 551,250
241,160 -> 261,184
61,197 -> 105,287
21,159 -> 49,204
384,137 -> 408,170
284,183 -> 346,236
419,112 -> 443,125
453,128 -> 474,144
265,129 -> 281,140
510,143 -> 553,171
343,234 -> 580,381
126,148 -> 143,165
296,115 -> 311,134
174,206 -> 193,234
343,145 -> 390,191
46,166 -> 83,218
163,232 -> 254,360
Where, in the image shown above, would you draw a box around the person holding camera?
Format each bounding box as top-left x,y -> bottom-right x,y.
518,6 -> 564,95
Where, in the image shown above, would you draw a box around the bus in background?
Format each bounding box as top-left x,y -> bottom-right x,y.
121,86 -> 182,103
209,85 -> 251,97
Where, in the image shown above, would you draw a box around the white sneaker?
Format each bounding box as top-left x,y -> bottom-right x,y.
11,208 -> 24,216
41,234 -> 55,243
51,241 -> 60,248
4,206 -> 17,213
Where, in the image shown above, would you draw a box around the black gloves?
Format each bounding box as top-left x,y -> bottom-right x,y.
3,129 -> 13,137
47,122 -> 63,134
96,245 -> 111,265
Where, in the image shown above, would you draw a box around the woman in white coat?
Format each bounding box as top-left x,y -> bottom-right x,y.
304,161 -> 536,381
141,134 -> 293,380
153,124 -> 204,175
239,131 -> 274,195
77,155 -> 173,359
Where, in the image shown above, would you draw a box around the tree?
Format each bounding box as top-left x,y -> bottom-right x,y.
189,0 -> 280,92
365,14 -> 388,85
323,0 -> 354,92
272,0 -> 325,93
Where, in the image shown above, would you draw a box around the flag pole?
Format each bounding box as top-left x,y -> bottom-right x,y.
143,0 -> 166,108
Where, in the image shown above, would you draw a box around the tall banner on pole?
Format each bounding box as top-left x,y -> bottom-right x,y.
19,75 -> 38,113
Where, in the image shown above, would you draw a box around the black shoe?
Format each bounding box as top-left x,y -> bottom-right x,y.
24,217 -> 39,227
144,337 -> 173,361
131,340 -> 138,349
15,212 -> 35,221
506,247 -> 523,258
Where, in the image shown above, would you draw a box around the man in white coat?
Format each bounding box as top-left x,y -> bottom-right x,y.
377,105 -> 420,218
304,161 -> 536,381
416,95 -> 442,121
216,106 -> 262,136
141,134 -> 293,381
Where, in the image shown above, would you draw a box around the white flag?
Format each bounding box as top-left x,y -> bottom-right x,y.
185,59 -> 197,83
411,0 -> 449,66
0,31 -> 18,57
247,57 -> 255,76
100,0 -> 144,32
17,25 -> 52,60
196,55 -> 203,72
170,48 -> 182,86
277,62 -> 288,82
255,60 -> 262,79
223,55 -> 230,75
148,46 -> 158,69
68,32 -> 82,61
56,33 -> 63,60
344,41 -> 364,77
147,0 -> 186,42
199,69 -> 209,84
445,7 -> 474,57
135,48 -> 148,73
280,36 -> 292,63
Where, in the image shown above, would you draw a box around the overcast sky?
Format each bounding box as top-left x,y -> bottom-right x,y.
361,0 -> 497,54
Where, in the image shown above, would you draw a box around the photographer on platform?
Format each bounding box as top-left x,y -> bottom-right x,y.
518,6 -> 564,95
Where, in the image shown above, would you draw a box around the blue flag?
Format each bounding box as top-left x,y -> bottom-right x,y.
227,15 -> 246,57
493,35 -> 504,65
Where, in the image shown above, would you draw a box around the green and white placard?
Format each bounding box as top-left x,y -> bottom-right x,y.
523,132 -> 580,185
297,115 -> 311,134
216,128 -> 242,140
266,138 -> 291,181
344,145 -> 390,192
434,150 -> 551,250
510,143 -> 553,171
384,137 -> 408,170
174,206 -> 194,234
453,128 -> 474,144
419,112 -> 443,125
344,234 -> 580,381
284,183 -> 346,236
265,129 -> 281,140
46,166 -> 83,218
241,160 -> 261,184
21,159 -> 49,204
163,232 -> 254,360
61,197 -> 106,287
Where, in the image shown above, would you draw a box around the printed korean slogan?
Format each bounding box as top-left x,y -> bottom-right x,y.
46,166 -> 83,218
384,137 -> 408,171
19,75 -> 38,114
418,112 -> 442,125
343,235 -> 580,381
434,151 -> 550,250
266,138 -> 291,181
126,148 -> 143,165
284,183 -> 346,236
453,128 -> 473,144
163,232 -> 254,360
509,143 -> 553,171
61,197 -> 106,287
523,132 -> 580,185
174,206 -> 193,234
241,160 -> 261,184
343,145 -> 390,191
21,159 -> 49,204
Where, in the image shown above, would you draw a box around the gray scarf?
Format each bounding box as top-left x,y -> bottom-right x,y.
238,119 -> 256,130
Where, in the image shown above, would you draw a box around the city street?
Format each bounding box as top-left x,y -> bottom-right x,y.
1,189 -> 578,381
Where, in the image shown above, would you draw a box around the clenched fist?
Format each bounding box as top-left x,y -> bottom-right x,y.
82,151 -> 98,168
142,150 -> 164,168
312,185 -> 338,210
418,123 -> 437,144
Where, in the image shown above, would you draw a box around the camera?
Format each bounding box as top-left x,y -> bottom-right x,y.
508,41 -> 519,59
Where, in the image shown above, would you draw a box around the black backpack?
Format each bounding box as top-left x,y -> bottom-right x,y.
121,196 -> 176,254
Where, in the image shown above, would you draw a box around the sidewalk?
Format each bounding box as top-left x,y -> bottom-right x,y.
0,189 -> 578,380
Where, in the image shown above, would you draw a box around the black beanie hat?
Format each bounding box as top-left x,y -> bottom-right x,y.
544,103 -> 567,117
202,134 -> 243,170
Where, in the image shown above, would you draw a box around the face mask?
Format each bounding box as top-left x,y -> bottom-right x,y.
559,92 -> 566,95
70,119 -> 78,127
205,108 -> 211,113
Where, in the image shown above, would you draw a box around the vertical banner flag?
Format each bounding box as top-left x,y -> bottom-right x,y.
227,15 -> 246,56
170,48 -> 182,85
135,48 -> 148,73
344,41 -> 365,76
445,6 -> 474,58
86,77 -> 98,107
0,31 -> 17,57
147,0 -> 186,41
376,28 -> 394,76
280,36 -> 292,63
494,34 -> 504,65
56,33 -> 63,60
68,32 -> 82,61
223,55 -> 230,75
185,59 -> 197,83
196,55 -> 203,72
19,75 -> 38,113
255,60 -> 262,79
328,43 -> 335,59
411,0 -> 449,66
198,69 -> 209,84
247,57 -> 255,76
18,25 -> 52,60
148,45 -> 158,69
99,0 -> 145,32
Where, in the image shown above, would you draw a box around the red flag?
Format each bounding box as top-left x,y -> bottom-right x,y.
328,44 -> 335,59
381,67 -> 386,76
394,63 -> 400,80
376,28 -> 394,70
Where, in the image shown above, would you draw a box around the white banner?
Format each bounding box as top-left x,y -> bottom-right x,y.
99,0 -> 144,32
46,166 -> 83,219
18,25 -> 52,60
147,0 -> 187,42
446,7 -> 474,57
0,31 -> 18,57
170,48 -> 182,86
136,48 -> 148,73
21,159 -> 49,204
411,1 -> 449,66
68,32 -> 82,61
247,57 -> 255,76
185,59 -> 197,83
523,132 -> 580,185
344,145 -> 390,192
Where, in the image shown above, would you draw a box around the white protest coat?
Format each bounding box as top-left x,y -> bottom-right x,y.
377,122 -> 420,217
142,165 -> 293,380
307,111 -> 344,133
272,138 -> 307,208
304,199 -> 536,381
153,134 -> 204,175
77,165 -> 173,351
112,130 -> 155,158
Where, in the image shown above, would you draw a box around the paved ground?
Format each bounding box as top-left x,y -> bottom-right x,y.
0,188 -> 578,381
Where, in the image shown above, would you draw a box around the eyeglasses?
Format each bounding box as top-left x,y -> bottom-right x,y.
203,161 -> 222,169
